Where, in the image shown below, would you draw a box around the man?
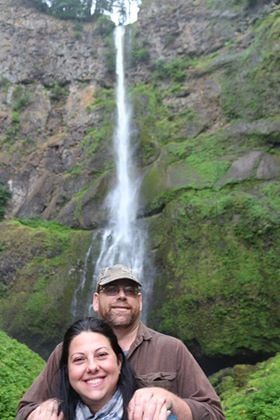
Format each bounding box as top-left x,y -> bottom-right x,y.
17,264 -> 225,420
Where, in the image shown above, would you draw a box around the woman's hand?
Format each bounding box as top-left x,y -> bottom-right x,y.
128,388 -> 171,420
27,399 -> 63,420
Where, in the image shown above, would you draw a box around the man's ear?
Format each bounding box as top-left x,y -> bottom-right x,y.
92,292 -> 99,312
139,292 -> 143,312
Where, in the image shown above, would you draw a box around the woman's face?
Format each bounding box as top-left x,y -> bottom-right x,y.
68,331 -> 122,413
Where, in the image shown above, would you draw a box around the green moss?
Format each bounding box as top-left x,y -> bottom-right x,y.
65,164 -> 82,176
206,0 -> 257,11
141,164 -> 167,206
141,122 -> 273,211
149,184 -> 280,357
12,85 -> 32,112
103,34 -> 116,75
126,27 -> 150,67
17,218 -> 71,247
0,220 -> 92,357
72,21 -> 84,39
131,81 -> 200,164
219,8 -> 280,121
0,183 -> 11,221
131,83 -> 162,163
0,330 -> 45,420
48,82 -> 69,101
131,46 -> 150,65
152,57 -> 192,83
191,160 -> 229,185
94,15 -> 115,37
2,84 -> 36,144
81,125 -> 112,159
82,87 -> 115,170
87,87 -> 115,112
0,76 -> 11,91
217,353 -> 280,419
164,141 -> 191,162
4,111 -> 21,143
84,88 -> 115,155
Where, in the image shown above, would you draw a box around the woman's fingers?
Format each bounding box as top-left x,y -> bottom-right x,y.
27,399 -> 62,420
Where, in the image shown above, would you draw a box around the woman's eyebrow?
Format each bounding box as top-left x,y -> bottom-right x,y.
70,346 -> 110,356
94,346 -> 110,352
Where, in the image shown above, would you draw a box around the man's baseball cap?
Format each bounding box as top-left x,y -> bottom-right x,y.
96,264 -> 142,290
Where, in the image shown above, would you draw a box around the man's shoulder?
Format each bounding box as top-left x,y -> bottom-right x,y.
46,342 -> 63,365
53,341 -> 63,354
139,323 -> 185,347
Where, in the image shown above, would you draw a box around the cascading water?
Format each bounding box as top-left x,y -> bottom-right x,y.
94,25 -> 145,276
72,1 -> 153,320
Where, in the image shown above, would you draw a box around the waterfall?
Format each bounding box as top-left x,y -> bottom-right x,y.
72,1 -> 153,320
94,25 -> 145,278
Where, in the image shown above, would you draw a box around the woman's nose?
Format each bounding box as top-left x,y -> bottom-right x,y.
86,358 -> 98,372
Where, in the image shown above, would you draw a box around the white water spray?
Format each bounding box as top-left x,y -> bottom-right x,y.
71,2 -> 152,320
94,25 -> 145,280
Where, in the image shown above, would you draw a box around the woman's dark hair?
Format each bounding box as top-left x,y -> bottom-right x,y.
58,317 -> 138,420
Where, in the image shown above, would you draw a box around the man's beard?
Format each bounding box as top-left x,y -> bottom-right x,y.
103,308 -> 137,329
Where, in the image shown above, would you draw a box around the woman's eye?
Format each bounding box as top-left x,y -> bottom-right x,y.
73,357 -> 84,364
96,352 -> 108,359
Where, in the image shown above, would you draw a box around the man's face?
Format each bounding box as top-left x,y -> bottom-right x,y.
92,279 -> 142,329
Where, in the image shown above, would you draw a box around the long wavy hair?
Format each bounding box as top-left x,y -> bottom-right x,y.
58,317 -> 138,419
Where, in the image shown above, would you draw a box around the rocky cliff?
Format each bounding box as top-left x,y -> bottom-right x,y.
0,0 -> 279,368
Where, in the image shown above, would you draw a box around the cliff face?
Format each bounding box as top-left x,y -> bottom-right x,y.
0,0 -> 114,228
0,0 -> 278,226
0,0 -> 279,365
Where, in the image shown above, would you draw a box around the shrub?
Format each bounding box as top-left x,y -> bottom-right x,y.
153,58 -> 188,82
0,330 -> 45,420
220,353 -> 280,419
12,86 -> 31,112
0,184 -> 11,220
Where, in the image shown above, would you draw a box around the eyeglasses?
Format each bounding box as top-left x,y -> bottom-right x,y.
99,284 -> 141,297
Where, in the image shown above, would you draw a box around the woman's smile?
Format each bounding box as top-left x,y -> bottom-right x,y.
68,331 -> 121,413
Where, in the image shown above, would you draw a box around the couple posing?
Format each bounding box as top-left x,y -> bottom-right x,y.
17,264 -> 225,420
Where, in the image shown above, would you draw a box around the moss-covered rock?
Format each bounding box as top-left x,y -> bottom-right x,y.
133,3 -> 280,361
212,352 -> 280,419
0,219 -> 92,357
0,330 -> 45,420
148,184 -> 280,358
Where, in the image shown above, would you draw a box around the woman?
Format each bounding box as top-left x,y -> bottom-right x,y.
58,317 -> 138,420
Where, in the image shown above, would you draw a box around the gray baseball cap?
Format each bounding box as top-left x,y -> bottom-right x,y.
97,264 -> 142,289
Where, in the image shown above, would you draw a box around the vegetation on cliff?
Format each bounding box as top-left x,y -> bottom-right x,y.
214,352 -> 280,419
27,0 -> 137,22
148,185 -> 280,358
0,183 -> 10,220
0,220 -> 92,357
0,330 -> 45,420
135,5 -> 280,361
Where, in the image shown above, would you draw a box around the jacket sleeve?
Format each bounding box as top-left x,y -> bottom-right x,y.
175,340 -> 225,420
16,343 -> 62,420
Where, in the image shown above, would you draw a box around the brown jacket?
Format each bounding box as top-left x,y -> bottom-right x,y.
16,322 -> 225,419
